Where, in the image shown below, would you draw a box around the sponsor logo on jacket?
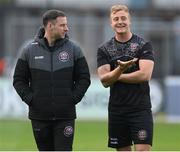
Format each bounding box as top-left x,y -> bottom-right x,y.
34,56 -> 44,59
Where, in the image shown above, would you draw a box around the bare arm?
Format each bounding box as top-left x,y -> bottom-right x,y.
97,59 -> 137,87
118,59 -> 154,84
97,64 -> 122,88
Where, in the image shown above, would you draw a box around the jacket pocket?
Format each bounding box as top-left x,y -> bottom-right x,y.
68,89 -> 76,105
23,92 -> 33,106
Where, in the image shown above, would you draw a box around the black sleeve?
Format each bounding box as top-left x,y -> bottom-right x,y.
72,46 -> 91,104
97,46 -> 110,68
13,46 -> 33,106
139,42 -> 154,61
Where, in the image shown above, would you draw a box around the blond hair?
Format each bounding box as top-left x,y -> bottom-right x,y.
110,4 -> 129,15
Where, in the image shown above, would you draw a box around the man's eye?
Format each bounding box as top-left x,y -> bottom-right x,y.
113,17 -> 119,21
121,16 -> 127,21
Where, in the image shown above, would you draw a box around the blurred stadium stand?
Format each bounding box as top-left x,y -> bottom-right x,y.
0,0 -> 180,120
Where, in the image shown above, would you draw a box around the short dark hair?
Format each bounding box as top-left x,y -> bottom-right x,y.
42,10 -> 66,27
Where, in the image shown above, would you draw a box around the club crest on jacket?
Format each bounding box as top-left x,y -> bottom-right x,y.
58,51 -> 69,62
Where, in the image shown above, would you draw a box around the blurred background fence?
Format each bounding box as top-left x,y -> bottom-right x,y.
0,0 -> 180,121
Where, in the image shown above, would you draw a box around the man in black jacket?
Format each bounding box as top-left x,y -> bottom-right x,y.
13,10 -> 90,151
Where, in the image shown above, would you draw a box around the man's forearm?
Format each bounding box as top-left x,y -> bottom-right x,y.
100,66 -> 123,87
118,70 -> 151,84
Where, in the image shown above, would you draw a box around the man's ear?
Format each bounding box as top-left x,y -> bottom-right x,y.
109,18 -> 113,28
109,16 -> 113,24
48,22 -> 52,29
47,22 -> 54,30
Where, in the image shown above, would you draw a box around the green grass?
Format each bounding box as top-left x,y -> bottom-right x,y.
153,123 -> 180,151
0,119 -> 36,151
0,119 -> 180,151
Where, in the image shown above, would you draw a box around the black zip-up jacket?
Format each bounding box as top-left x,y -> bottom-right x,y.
13,28 -> 90,120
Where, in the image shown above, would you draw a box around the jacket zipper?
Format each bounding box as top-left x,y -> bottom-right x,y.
50,51 -> 55,120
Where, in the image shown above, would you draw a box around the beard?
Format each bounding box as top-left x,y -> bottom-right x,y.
54,33 -> 65,39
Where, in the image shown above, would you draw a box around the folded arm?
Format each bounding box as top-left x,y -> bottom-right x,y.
97,64 -> 122,88
118,59 -> 154,84
97,59 -> 136,88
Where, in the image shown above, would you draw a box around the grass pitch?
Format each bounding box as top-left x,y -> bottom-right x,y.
0,119 -> 180,151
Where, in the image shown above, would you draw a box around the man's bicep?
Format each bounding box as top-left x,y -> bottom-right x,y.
139,59 -> 154,79
97,64 -> 110,79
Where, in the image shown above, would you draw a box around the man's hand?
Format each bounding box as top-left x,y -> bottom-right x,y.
117,58 -> 138,72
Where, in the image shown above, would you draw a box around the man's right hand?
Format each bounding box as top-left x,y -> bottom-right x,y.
117,58 -> 138,72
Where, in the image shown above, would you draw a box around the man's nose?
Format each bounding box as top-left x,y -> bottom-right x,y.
118,19 -> 123,24
65,25 -> 69,31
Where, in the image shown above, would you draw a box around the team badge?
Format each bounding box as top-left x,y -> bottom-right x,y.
138,130 -> 147,140
58,51 -> 69,62
130,43 -> 138,52
64,126 -> 73,137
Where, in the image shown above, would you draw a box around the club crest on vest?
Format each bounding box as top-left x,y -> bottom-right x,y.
130,43 -> 138,52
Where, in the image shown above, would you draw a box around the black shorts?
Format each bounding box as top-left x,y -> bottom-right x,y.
31,119 -> 75,151
108,109 -> 153,148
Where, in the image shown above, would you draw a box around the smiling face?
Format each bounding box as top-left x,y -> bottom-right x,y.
110,10 -> 131,35
110,5 -> 131,37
